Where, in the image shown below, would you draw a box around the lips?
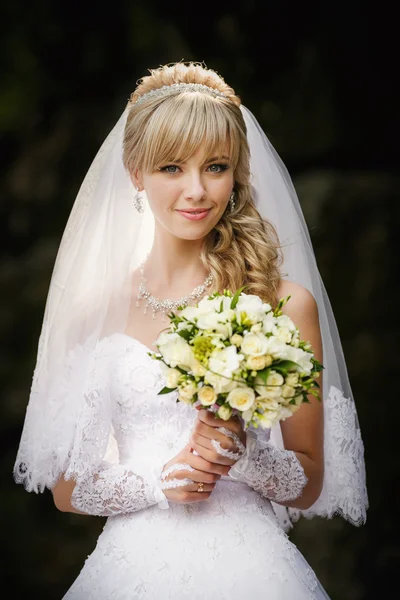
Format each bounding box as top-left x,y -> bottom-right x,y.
176,208 -> 211,221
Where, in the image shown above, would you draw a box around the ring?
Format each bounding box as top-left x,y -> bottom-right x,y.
197,482 -> 204,492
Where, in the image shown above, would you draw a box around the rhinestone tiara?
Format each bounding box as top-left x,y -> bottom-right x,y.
133,83 -> 227,106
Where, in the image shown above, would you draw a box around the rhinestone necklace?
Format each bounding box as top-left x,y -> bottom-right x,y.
136,260 -> 213,321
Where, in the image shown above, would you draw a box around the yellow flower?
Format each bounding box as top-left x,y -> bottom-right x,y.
198,386 -> 217,406
227,386 -> 255,412
246,355 -> 268,370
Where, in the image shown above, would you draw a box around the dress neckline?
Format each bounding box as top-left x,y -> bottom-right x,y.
113,332 -> 156,355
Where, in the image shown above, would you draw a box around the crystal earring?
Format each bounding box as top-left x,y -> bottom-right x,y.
133,188 -> 144,213
229,190 -> 236,212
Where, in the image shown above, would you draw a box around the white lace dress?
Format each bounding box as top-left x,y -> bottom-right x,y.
63,333 -> 330,600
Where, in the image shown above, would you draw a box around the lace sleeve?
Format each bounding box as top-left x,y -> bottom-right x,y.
228,432 -> 308,503
71,462 -> 168,516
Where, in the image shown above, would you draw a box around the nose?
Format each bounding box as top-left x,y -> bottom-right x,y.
183,171 -> 206,203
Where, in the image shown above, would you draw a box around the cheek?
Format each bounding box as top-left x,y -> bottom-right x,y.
145,180 -> 178,213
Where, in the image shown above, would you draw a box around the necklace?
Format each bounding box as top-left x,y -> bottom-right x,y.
136,260 -> 213,321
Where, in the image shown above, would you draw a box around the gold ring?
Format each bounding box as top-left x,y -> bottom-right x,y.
197,482 -> 204,493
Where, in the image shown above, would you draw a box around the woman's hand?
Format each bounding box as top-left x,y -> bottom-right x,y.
161,442 -> 228,504
189,409 -> 247,467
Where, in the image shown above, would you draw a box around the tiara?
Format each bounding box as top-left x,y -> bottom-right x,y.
133,83 -> 227,106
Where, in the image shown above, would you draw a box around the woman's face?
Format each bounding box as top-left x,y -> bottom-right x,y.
133,143 -> 235,241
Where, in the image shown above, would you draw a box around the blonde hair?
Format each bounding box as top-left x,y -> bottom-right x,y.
123,62 -> 283,307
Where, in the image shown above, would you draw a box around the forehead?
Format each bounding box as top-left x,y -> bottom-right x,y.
175,141 -> 231,164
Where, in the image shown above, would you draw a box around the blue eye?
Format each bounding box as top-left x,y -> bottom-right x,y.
159,165 -> 180,174
207,164 -> 229,173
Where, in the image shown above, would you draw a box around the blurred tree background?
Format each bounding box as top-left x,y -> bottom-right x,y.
1,1 -> 398,598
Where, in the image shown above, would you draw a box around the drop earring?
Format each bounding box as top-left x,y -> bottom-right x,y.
133,187 -> 144,213
229,190 -> 236,212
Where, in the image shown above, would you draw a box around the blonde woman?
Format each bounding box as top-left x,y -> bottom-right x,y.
14,62 -> 367,599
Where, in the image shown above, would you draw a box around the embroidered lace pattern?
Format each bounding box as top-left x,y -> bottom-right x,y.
289,385 -> 368,526
71,463 -> 167,516
229,440 -> 308,502
62,334 -> 327,599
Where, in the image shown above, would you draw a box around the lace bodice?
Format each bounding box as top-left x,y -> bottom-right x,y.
64,332 -> 326,600
106,333 -> 197,474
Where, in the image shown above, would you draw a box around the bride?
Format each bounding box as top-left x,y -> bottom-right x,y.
14,62 -> 367,599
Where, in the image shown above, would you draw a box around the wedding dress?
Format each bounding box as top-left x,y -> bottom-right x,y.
63,333 -> 330,600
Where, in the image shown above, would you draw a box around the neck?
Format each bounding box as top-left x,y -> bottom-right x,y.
143,230 -> 210,296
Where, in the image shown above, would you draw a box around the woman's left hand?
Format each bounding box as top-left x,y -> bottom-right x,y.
189,409 -> 247,473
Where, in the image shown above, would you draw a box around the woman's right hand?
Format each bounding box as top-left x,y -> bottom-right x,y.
161,442 -> 231,504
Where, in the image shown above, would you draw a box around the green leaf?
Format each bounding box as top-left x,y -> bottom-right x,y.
177,329 -> 192,341
158,386 -> 177,395
273,360 -> 302,372
257,367 -> 271,384
230,286 -> 246,310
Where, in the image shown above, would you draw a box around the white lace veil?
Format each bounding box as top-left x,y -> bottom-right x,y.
13,93 -> 367,530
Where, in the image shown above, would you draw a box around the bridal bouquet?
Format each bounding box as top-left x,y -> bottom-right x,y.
151,289 -> 323,430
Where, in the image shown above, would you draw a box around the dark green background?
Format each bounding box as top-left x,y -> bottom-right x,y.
1,1 -> 398,598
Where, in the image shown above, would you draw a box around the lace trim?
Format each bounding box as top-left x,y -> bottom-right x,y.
288,385 -> 368,526
71,462 -> 168,516
229,437 -> 308,502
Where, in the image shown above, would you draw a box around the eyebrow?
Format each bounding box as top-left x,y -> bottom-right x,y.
204,155 -> 230,163
170,155 -> 230,165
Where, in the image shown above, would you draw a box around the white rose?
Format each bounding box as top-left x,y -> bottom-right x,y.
227,386 -> 256,412
166,368 -> 181,389
217,404 -> 233,420
241,332 -> 269,357
179,380 -> 197,403
285,373 -> 299,387
197,385 -> 217,406
230,333 -> 243,347
266,371 -> 284,387
281,384 -> 295,399
246,355 -> 268,370
157,333 -> 196,370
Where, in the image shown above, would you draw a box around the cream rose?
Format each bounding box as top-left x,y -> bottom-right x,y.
227,386 -> 255,412
285,373 -> 299,387
266,371 -> 284,387
281,384 -> 296,399
217,404 -> 233,420
179,380 -> 197,403
166,368 -> 181,389
230,333 -> 243,347
246,355 -> 268,371
197,385 -> 217,406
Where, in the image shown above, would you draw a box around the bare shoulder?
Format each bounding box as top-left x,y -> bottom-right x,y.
277,279 -> 319,322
